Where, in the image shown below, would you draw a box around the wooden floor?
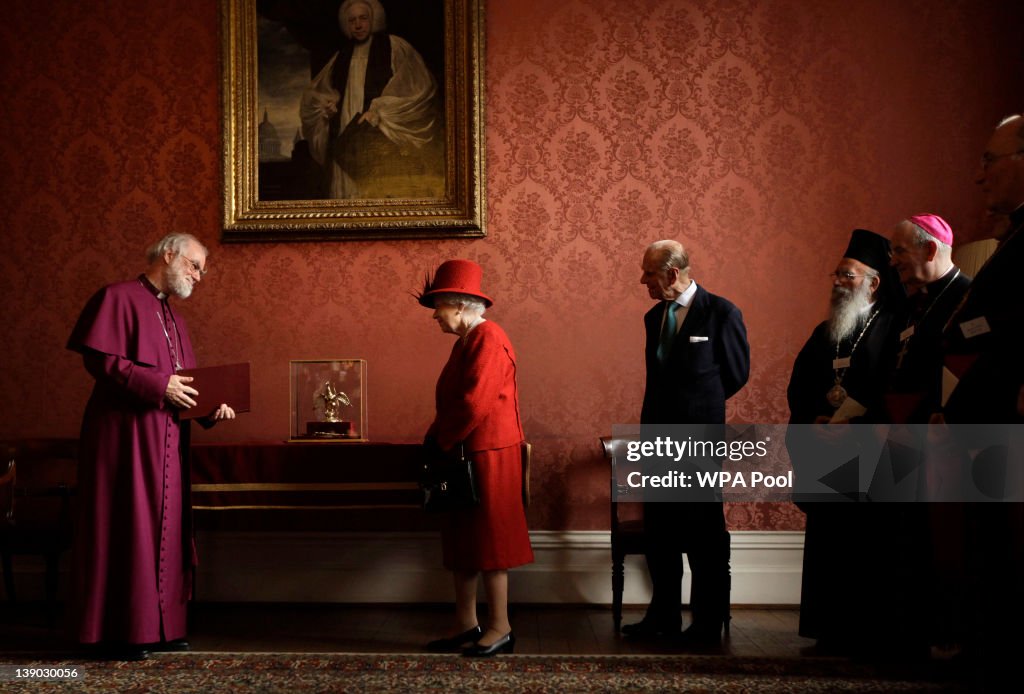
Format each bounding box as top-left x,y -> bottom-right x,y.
1,602 -> 813,656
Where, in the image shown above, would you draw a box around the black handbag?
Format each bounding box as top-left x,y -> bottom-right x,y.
420,444 -> 480,513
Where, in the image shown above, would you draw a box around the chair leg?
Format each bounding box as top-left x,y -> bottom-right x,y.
612,551 -> 625,633
45,552 -> 60,628
1,550 -> 14,603
723,559 -> 732,637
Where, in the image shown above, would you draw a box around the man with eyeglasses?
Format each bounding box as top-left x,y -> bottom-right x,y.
67,233 -> 235,661
786,229 -> 907,656
938,114 -> 1024,690
788,229 -> 904,426
882,214 -> 971,424
859,214 -> 973,661
942,114 -> 1024,424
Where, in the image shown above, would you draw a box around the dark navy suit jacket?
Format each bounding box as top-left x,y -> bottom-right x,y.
641,284 -> 750,425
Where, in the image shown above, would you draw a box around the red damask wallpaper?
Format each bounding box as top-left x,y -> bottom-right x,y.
2,0 -> 1021,531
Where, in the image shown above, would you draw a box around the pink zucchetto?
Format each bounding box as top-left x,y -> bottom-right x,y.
908,213 -> 953,246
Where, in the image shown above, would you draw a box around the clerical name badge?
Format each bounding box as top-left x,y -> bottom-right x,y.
832,357 -> 851,370
959,316 -> 991,339
899,326 -> 915,342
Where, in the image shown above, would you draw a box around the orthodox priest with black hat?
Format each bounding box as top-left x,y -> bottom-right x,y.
788,229 -> 904,425
786,228 -> 908,656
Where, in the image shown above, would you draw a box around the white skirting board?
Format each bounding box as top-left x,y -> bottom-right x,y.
190,530 -> 805,605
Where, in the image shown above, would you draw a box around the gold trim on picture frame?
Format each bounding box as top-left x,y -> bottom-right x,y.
220,0 -> 485,241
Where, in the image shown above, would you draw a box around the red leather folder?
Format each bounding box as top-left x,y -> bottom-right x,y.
177,362 -> 251,420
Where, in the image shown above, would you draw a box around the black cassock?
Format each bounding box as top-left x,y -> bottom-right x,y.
885,268 -> 971,424
787,311 -> 898,425
786,310 -> 921,651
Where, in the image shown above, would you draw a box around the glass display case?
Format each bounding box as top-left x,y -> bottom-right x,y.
289,359 -> 367,441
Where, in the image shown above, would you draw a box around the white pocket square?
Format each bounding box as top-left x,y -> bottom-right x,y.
689,336 -> 709,343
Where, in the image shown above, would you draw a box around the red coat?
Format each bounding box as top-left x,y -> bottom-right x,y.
428,321 -> 532,571
429,321 -> 524,453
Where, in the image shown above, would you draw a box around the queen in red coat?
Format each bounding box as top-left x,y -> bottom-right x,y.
418,259 -> 533,657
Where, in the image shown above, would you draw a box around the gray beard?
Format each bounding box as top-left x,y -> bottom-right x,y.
166,266 -> 193,299
827,282 -> 872,344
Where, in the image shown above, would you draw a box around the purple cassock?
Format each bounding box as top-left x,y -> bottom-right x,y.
67,275 -> 197,645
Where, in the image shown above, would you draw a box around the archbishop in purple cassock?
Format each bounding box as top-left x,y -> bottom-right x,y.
67,233 -> 233,657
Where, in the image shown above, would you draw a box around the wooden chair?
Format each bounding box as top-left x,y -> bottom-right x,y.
0,438 -> 77,625
600,436 -> 732,637
600,436 -> 645,632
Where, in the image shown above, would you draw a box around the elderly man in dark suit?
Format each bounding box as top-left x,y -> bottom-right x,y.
943,114 -> 1024,424
622,239 -> 750,647
939,114 -> 1024,689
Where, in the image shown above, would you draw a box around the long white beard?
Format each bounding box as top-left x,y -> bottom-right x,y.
166,265 -> 194,299
827,281 -> 873,344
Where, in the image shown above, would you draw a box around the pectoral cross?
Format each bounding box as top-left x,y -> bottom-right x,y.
896,338 -> 910,370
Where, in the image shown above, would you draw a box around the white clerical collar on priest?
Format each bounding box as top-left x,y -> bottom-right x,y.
673,279 -> 698,308
921,265 -> 957,295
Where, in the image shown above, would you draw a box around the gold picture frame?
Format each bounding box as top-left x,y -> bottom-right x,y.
220,0 -> 485,241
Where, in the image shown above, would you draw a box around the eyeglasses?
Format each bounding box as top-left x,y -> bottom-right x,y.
829,271 -> 868,281
980,150 -> 1024,171
180,254 -> 207,277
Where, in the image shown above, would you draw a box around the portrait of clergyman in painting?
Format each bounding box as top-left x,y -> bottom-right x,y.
257,0 -> 445,201
223,0 -> 482,240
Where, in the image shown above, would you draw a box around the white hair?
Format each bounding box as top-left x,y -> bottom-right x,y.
432,292 -> 486,315
146,233 -> 207,264
646,239 -> 690,272
907,222 -> 953,258
338,0 -> 386,37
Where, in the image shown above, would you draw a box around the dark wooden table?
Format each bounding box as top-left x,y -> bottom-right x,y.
190,441 -> 439,531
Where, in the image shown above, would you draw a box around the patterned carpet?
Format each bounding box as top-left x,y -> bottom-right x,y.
0,653 -> 966,692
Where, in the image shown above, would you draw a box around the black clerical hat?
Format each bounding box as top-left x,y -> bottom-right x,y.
843,228 -> 891,273
843,228 -> 906,308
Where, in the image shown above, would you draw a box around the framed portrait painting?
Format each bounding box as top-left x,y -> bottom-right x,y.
221,0 -> 485,241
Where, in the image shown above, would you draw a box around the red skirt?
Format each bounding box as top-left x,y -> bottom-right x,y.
442,444 -> 534,571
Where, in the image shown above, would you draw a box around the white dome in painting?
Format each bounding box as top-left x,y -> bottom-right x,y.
258,109 -> 285,161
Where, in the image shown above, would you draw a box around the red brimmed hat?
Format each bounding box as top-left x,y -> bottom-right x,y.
416,259 -> 493,308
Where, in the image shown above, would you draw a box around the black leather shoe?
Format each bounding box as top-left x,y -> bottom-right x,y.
800,638 -> 851,657
151,639 -> 191,652
621,620 -> 680,638
463,632 -> 515,657
104,645 -> 150,661
425,625 -> 482,652
674,623 -> 724,649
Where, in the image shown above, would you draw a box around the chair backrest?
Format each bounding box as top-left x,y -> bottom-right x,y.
600,436 -> 643,531
0,439 -> 78,534
0,456 -> 14,526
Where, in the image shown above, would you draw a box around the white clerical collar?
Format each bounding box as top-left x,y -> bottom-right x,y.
139,275 -> 168,301
921,265 -> 957,295
673,280 -> 698,309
